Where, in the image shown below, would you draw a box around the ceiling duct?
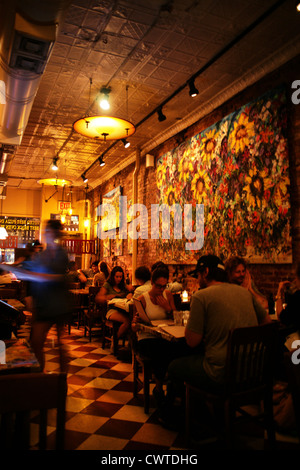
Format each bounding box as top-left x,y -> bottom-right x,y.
0,144 -> 14,175
0,0 -> 70,146
0,185 -> 7,200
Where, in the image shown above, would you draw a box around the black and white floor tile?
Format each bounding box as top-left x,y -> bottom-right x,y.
16,320 -> 300,452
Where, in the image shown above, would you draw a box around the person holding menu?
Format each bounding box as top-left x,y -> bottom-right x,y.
131,266 -> 192,407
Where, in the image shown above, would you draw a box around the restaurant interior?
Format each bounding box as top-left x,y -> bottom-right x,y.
0,0 -> 300,452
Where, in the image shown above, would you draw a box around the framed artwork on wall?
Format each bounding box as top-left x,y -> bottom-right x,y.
102,186 -> 122,231
103,237 -> 111,258
156,86 -> 292,264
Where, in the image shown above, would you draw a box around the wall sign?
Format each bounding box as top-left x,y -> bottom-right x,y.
61,239 -> 95,254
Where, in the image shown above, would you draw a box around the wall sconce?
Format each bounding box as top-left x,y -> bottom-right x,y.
146,154 -> 154,168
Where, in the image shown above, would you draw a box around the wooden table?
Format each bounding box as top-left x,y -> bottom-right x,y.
0,338 -> 40,375
138,322 -> 185,341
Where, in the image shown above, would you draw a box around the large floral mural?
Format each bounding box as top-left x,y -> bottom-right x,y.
156,87 -> 292,263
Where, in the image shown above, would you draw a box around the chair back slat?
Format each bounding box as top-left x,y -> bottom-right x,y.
225,323 -> 279,396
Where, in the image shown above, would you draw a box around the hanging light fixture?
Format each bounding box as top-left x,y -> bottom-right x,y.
38,178 -> 71,187
99,86 -> 111,110
188,79 -> 199,97
73,80 -> 135,141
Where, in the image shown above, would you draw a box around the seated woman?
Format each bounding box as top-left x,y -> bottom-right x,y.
96,266 -> 133,341
276,262 -> 300,330
225,255 -> 268,310
93,261 -> 110,288
132,266 -> 192,405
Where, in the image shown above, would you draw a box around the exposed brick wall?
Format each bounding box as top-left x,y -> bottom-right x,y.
91,54 -> 300,296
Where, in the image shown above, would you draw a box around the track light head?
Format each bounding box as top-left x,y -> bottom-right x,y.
99,156 -> 105,167
81,174 -> 88,183
157,107 -> 166,122
122,138 -> 130,148
51,157 -> 58,171
188,79 -> 199,97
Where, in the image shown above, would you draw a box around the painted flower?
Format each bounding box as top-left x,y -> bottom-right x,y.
191,169 -> 211,203
230,112 -> 255,154
235,226 -> 242,237
219,236 -> 225,247
164,185 -> 177,206
178,151 -> 194,183
200,128 -> 218,163
252,211 -> 259,224
243,168 -> 272,209
273,175 -> 289,208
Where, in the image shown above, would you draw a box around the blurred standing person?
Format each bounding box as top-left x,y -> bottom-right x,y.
1,220 -> 71,372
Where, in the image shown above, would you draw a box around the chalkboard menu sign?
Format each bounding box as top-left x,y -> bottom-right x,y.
0,216 -> 40,247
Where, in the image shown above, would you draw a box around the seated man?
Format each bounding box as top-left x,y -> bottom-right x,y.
66,261 -> 87,285
276,262 -> 300,330
132,265 -> 152,299
81,261 -> 99,286
225,255 -> 268,309
160,254 -> 270,428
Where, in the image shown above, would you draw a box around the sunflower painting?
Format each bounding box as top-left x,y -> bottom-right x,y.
156,87 -> 292,263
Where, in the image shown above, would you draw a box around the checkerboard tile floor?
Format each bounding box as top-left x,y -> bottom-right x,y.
16,321 -> 300,451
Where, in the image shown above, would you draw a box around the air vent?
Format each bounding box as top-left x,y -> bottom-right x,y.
9,31 -> 53,74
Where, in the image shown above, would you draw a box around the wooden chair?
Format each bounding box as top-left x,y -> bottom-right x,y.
101,302 -> 132,356
83,286 -> 102,342
0,372 -> 67,450
131,329 -> 154,413
185,323 -> 279,449
0,287 -> 18,300
284,350 -> 300,444
67,284 -> 87,334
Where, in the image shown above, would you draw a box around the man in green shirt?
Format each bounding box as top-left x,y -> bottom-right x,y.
159,254 -> 270,428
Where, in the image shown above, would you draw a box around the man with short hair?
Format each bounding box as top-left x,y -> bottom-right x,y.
159,254 -> 270,428
132,265 -> 152,299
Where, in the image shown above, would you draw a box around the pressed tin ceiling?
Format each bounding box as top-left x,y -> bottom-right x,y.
2,0 -> 300,192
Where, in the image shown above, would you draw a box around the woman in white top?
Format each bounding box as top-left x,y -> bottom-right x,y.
132,266 -> 191,406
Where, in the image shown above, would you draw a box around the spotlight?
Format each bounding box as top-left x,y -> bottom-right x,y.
51,157 -> 58,171
157,107 -> 166,122
188,79 -> 199,97
99,86 -> 111,110
122,138 -> 130,148
297,2 -> 300,11
81,174 -> 88,183
99,156 -> 105,167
